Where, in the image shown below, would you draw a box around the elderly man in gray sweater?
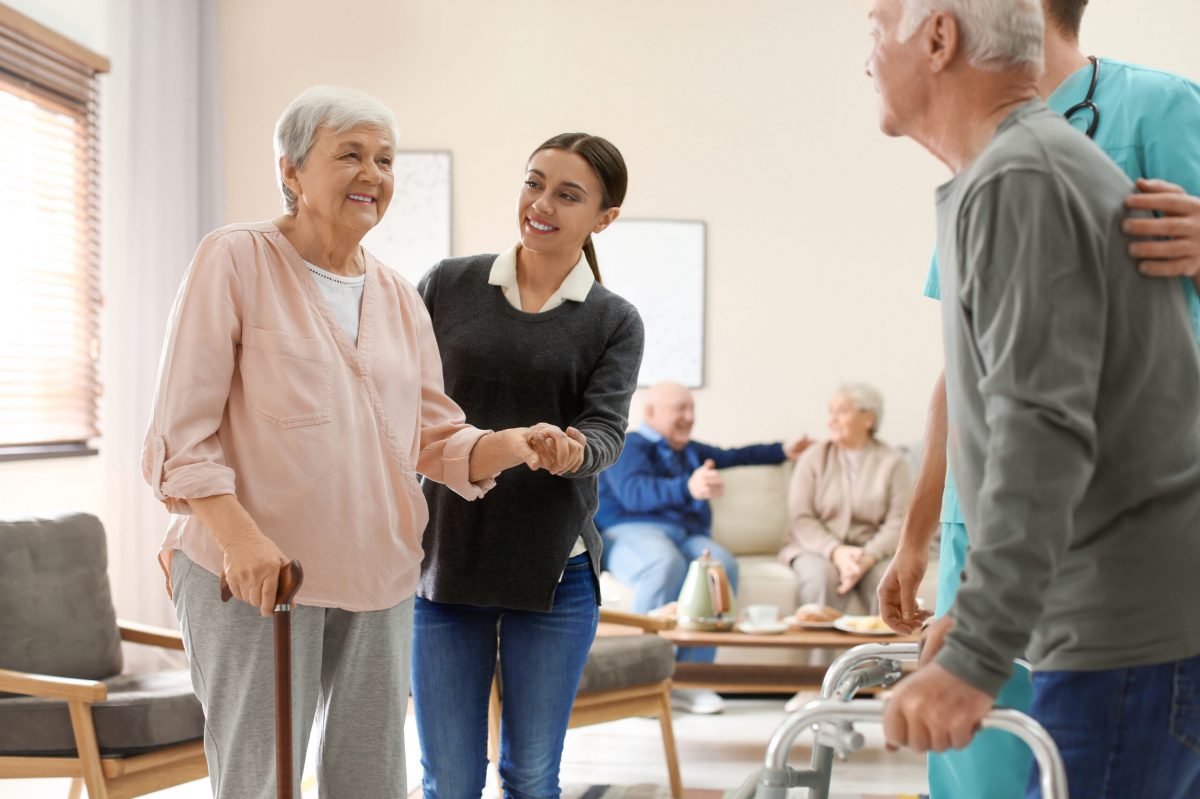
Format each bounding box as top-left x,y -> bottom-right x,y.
864,1 -> 1200,795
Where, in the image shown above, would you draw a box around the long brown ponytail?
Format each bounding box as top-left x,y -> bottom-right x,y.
529,133 -> 628,283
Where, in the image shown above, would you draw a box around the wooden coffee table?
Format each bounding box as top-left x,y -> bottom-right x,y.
658,625 -> 920,693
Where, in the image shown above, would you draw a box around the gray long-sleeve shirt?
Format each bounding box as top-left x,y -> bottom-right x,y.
934,99 -> 1200,695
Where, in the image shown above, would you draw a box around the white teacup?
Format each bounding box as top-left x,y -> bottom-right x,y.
745,603 -> 779,627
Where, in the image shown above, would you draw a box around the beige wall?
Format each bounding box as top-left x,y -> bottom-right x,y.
10,0 -> 1199,522
214,0 -> 1200,450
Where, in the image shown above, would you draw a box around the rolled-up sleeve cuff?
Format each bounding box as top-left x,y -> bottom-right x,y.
821,539 -> 840,560
935,638 -> 1012,698
441,427 -> 495,500
157,462 -> 237,516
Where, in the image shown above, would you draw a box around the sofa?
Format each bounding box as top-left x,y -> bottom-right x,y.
598,457 -> 939,666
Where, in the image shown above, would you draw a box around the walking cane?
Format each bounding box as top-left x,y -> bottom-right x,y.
220,561 -> 305,799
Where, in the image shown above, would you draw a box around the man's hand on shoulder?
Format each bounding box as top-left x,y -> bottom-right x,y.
1124,178 -> 1200,279
784,435 -> 814,460
687,459 -> 724,500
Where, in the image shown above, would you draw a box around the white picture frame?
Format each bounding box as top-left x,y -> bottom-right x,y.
592,219 -> 706,387
361,151 -> 452,287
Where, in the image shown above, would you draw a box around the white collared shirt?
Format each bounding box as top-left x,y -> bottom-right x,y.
488,245 -> 594,312
489,244 -> 593,558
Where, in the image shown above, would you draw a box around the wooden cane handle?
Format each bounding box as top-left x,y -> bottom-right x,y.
275,561 -> 303,606
219,560 -> 304,606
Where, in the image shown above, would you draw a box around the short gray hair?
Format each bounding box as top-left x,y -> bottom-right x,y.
273,86 -> 399,214
899,0 -> 1044,73
837,383 -> 885,436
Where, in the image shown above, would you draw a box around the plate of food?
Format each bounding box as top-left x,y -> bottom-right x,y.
832,615 -> 896,636
791,603 -> 843,629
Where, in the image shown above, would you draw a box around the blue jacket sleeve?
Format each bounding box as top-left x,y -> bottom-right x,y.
603,436 -> 693,513
692,441 -> 787,469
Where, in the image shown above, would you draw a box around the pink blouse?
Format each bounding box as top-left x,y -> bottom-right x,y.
142,221 -> 492,611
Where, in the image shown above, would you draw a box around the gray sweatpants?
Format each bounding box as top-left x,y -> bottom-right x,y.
171,551 -> 412,799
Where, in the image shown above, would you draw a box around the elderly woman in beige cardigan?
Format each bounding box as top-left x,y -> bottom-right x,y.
780,383 -> 911,613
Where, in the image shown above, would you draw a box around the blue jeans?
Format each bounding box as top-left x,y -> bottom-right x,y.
1026,654 -> 1200,799
411,553 -> 599,799
600,521 -> 739,664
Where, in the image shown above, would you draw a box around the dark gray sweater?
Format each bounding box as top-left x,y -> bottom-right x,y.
416,255 -> 645,611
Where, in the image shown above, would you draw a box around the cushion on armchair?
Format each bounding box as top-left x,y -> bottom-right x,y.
0,512 -> 205,756
576,635 -> 675,694
0,512 -> 123,682
0,670 -> 204,756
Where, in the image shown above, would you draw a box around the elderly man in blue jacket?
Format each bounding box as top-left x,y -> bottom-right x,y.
597,381 -> 809,713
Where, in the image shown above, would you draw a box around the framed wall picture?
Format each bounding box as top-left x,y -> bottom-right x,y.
593,219 -> 706,387
361,150 -> 452,286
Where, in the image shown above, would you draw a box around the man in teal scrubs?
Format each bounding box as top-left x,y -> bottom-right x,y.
876,1 -> 1200,796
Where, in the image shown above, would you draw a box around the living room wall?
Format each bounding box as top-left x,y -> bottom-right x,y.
5,0 -> 1199,520
213,0 -> 1200,450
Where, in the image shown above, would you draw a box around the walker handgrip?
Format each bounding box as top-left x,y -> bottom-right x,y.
819,642 -> 920,699
760,699 -> 1069,799
219,560 -> 304,607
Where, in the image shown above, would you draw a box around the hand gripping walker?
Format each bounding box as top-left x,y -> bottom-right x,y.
730,642 -> 1069,799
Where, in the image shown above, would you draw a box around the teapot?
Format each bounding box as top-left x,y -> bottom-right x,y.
676,548 -> 736,631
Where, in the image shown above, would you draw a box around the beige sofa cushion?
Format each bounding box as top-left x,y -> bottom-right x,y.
710,463 -> 792,557
733,555 -> 798,610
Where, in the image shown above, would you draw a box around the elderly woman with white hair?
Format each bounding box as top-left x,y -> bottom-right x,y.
779,383 -> 911,613
142,86 -> 576,798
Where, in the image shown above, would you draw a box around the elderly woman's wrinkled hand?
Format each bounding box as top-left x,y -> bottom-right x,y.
526,423 -> 585,475
220,528 -> 290,617
832,544 -> 865,594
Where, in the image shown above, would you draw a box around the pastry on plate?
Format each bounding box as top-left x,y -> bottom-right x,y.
794,603 -> 843,623
840,615 -> 891,633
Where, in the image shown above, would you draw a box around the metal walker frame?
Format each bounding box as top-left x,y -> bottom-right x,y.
730,643 -> 1068,799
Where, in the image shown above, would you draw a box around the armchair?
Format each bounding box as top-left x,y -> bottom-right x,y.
0,512 -> 206,798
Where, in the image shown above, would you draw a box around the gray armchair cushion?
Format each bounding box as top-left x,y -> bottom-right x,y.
0,670 -> 203,756
576,635 -> 674,694
0,512 -> 123,682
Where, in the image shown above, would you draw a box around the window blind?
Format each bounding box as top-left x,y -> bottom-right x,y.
0,4 -> 107,451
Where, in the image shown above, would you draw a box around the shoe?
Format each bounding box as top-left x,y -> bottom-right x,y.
670,688 -> 725,714
784,689 -> 820,713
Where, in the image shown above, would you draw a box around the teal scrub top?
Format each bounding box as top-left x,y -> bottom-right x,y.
927,58 -> 1200,525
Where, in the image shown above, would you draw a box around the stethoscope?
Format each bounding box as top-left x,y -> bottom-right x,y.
1063,56 -> 1101,139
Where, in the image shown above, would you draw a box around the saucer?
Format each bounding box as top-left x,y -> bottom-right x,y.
735,620 -> 788,635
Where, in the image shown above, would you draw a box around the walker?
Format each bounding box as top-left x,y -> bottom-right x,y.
730,643 -> 1069,799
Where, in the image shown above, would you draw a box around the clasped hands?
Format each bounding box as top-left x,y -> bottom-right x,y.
513,422 -> 587,476
831,544 -> 877,595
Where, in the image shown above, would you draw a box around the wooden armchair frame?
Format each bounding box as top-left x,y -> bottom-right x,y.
0,620 -> 207,799
488,608 -> 682,797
